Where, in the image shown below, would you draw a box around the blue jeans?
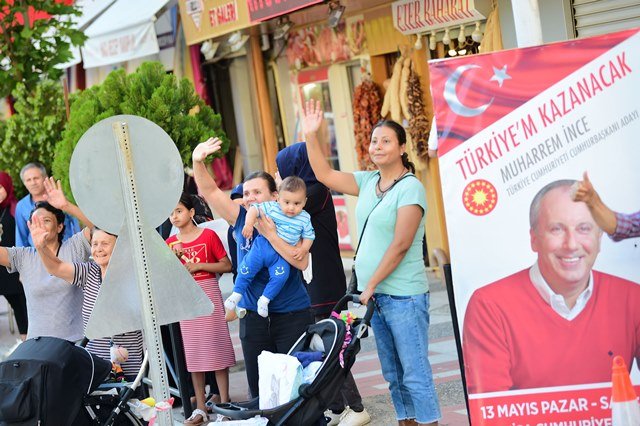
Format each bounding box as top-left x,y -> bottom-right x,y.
371,293 -> 441,423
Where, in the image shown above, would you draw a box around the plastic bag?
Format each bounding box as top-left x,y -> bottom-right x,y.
258,351 -> 303,409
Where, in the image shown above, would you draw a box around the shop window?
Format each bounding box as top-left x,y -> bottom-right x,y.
300,81 -> 340,172
346,63 -> 364,102
266,66 -> 287,152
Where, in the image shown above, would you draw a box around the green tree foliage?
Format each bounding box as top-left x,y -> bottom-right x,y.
0,0 -> 86,97
0,81 -> 68,198
53,61 -> 229,199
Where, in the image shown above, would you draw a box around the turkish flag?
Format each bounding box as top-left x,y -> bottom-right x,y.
429,28 -> 640,156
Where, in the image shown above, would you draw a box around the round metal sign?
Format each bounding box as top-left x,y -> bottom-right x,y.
69,115 -> 184,234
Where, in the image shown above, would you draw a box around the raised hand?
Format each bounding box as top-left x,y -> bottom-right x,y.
28,215 -> 49,249
572,171 -> 598,205
193,137 -> 223,163
43,177 -> 69,210
301,99 -> 324,137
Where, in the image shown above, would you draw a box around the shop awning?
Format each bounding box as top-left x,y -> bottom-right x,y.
56,0 -> 116,69
82,0 -> 173,68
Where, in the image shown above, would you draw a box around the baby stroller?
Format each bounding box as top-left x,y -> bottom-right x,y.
0,336 -> 111,425
0,336 -> 148,426
212,294 -> 374,425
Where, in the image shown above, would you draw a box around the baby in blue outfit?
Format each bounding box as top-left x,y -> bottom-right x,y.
225,176 -> 315,317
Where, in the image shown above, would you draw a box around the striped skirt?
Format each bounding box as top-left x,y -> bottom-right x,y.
180,276 -> 236,372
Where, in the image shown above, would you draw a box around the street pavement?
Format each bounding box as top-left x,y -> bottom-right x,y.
0,262 -> 470,425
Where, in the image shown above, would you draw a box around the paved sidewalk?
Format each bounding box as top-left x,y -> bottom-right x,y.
0,299 -> 23,358
186,267 -> 470,425
0,265 -> 470,425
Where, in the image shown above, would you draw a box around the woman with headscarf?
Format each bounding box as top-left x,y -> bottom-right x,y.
0,171 -> 28,340
275,144 -> 371,426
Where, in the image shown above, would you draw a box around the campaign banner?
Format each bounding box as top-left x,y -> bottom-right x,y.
429,28 -> 640,425
469,384 -> 640,425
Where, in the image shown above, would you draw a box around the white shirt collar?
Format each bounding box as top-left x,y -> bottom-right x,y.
529,263 -> 594,321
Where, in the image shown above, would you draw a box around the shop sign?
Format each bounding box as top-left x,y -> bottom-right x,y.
179,0 -> 252,46
391,0 -> 490,35
247,0 -> 323,22
185,0 -> 205,29
82,20 -> 158,68
209,0 -> 239,27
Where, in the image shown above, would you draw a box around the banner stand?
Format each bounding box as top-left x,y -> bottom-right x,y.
443,263 -> 471,423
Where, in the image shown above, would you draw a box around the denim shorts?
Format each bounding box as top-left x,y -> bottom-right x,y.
371,292 -> 441,423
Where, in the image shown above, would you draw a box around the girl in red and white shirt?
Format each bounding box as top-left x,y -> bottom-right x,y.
166,193 -> 235,426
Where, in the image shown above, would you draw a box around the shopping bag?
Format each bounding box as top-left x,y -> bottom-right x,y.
258,351 -> 303,409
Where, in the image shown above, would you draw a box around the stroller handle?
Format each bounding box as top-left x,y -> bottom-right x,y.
333,293 -> 375,326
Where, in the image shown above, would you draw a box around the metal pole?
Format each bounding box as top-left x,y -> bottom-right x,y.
511,0 -> 544,47
168,322 -> 194,418
112,122 -> 173,425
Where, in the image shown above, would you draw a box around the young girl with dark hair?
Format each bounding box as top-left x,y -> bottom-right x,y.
166,193 -> 235,426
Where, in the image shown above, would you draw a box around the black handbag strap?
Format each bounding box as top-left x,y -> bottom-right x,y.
353,172 -> 414,261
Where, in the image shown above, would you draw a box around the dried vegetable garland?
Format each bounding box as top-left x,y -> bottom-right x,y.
352,78 -> 382,170
407,68 -> 430,161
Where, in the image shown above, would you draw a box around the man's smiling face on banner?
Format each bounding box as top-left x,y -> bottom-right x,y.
531,186 -> 603,293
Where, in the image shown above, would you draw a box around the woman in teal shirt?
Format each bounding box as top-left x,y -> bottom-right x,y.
302,100 -> 440,426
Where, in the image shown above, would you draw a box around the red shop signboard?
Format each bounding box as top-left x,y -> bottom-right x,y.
246,0 -> 323,22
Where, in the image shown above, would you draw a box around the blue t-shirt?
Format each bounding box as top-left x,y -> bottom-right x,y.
234,206 -> 310,312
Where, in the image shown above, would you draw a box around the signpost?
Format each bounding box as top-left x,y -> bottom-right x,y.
69,115 -> 214,425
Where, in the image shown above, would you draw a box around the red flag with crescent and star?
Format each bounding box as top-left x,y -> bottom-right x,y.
429,28 -> 640,157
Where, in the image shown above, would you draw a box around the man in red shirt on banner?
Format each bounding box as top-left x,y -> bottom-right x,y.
463,179 -> 640,394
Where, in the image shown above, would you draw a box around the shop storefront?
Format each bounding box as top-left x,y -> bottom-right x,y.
179,0 -> 275,180
177,0 -> 510,263
276,0 -> 500,260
